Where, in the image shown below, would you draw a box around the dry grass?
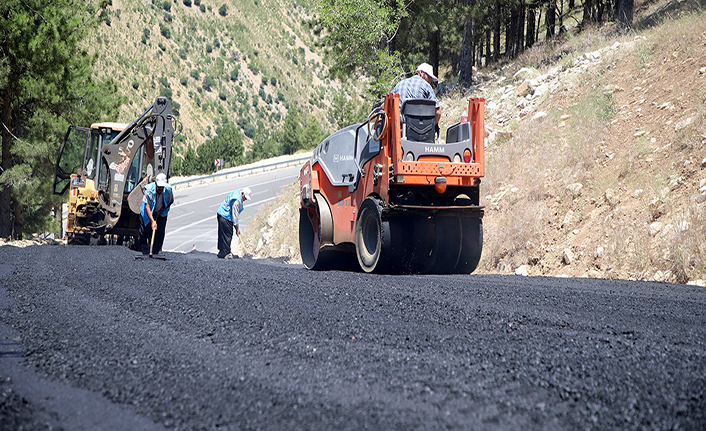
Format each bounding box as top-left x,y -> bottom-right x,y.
472,8 -> 706,282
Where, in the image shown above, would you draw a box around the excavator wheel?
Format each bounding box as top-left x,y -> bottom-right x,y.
453,217 -> 483,274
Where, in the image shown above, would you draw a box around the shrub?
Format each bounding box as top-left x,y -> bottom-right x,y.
180,77 -> 188,86
132,81 -> 139,90
202,76 -> 216,91
159,23 -> 171,39
183,0 -> 192,6
218,4 -> 227,16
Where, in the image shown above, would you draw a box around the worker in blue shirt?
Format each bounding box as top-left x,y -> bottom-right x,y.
216,187 -> 251,259
392,62 -> 441,125
139,172 -> 174,255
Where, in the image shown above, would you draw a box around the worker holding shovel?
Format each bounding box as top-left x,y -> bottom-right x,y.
216,187 -> 251,259
139,172 -> 174,258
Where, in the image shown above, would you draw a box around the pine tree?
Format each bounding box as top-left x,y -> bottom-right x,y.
0,0 -> 120,239
280,107 -> 305,155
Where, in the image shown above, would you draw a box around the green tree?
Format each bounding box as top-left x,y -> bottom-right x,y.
280,106 -> 325,155
304,115 -> 325,149
280,106 -> 305,155
246,123 -> 280,163
196,122 -> 244,172
313,0 -> 407,98
0,0 -> 121,239
329,89 -> 369,129
172,145 -> 199,176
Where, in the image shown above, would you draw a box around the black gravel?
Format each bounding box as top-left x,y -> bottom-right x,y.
0,244 -> 704,430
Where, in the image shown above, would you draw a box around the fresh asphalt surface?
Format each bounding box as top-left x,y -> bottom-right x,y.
0,245 -> 704,429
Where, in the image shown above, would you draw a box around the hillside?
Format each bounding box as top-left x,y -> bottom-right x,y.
92,0 -> 344,154
243,2 -> 706,285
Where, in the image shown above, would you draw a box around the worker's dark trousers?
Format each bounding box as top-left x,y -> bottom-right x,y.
139,216 -> 168,255
217,214 -> 234,258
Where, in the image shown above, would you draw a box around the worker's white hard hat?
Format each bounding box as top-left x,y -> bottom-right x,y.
242,187 -> 252,200
155,172 -> 168,187
416,63 -> 438,82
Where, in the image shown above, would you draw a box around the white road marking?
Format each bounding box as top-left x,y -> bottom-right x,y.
168,211 -> 194,221
168,197 -> 277,236
171,175 -> 296,208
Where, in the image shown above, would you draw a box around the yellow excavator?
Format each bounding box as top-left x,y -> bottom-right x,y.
53,97 -> 178,246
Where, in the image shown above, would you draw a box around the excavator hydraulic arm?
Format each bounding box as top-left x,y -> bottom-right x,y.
98,97 -> 174,229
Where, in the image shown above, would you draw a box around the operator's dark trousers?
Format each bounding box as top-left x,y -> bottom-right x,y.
217,214 -> 234,258
139,216 -> 168,255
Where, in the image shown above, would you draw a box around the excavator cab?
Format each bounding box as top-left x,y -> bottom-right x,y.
54,123 -> 125,194
54,123 -> 129,244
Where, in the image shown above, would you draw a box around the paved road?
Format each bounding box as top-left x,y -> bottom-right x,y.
164,165 -> 300,254
0,245 -> 704,429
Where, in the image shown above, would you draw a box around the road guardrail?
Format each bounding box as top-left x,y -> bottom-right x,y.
171,152 -> 312,191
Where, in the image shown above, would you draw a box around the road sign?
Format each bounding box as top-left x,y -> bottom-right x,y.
214,158 -> 221,167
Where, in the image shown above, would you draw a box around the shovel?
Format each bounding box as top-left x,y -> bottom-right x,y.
150,228 -> 167,260
238,234 -> 252,259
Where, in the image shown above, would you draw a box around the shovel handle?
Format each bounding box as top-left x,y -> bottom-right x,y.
149,228 -> 156,257
238,233 -> 249,256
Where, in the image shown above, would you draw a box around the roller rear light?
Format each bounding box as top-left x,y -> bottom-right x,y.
463,149 -> 472,163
